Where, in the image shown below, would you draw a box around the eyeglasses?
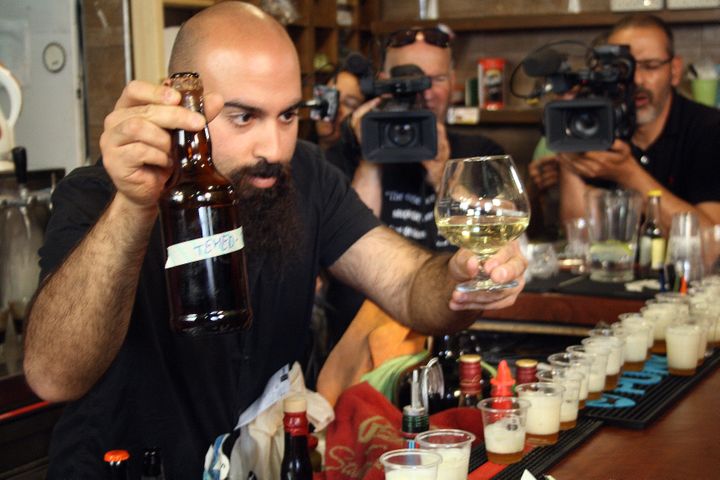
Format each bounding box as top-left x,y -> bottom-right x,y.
636,57 -> 673,72
385,27 -> 451,49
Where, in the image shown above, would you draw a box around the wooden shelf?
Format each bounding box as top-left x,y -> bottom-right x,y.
479,108 -> 542,125
372,9 -> 720,34
448,107 -> 542,125
163,0 -> 214,8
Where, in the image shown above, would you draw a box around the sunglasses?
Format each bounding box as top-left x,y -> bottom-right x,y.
385,28 -> 451,49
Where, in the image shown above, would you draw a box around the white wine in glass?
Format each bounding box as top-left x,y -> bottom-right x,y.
435,155 -> 530,292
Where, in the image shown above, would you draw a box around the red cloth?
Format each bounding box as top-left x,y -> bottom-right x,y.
322,382 -> 485,480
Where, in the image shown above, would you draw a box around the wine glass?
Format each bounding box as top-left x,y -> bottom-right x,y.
435,155 -> 530,292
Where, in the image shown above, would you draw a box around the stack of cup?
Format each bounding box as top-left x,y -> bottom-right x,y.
478,397 -> 530,465
380,449 -> 442,479
665,321 -> 703,376
415,429 -> 475,480
548,351 -> 593,407
515,382 -> 565,446
558,348 -> 608,400
535,369 -> 583,430
612,319 -> 651,371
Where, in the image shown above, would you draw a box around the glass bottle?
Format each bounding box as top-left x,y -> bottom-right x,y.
104,449 -> 130,480
141,447 -> 165,480
430,334 -> 460,412
458,354 -> 483,407
515,358 -> 538,386
280,395 -> 313,480
638,190 -> 666,280
401,369 -> 429,448
159,72 -> 253,336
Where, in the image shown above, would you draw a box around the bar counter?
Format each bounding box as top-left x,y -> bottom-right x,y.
550,366 -> 720,478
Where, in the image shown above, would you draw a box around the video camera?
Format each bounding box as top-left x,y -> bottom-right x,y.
522,43 -> 636,152
359,64 -> 437,163
304,84 -> 339,123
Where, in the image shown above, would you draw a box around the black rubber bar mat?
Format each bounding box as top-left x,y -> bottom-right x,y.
582,350 -> 720,429
468,416 -> 604,479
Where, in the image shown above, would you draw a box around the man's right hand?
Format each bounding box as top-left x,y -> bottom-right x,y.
99,80 -> 224,209
348,96 -> 383,144
529,155 -> 559,191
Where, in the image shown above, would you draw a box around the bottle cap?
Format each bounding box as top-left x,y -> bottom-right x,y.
515,359 -> 538,369
459,353 -> 481,364
648,189 -> 662,197
490,359 -> 515,393
104,450 -> 130,463
283,395 -> 307,413
402,404 -> 429,435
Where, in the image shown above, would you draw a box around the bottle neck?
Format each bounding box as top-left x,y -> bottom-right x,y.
283,410 -> 309,438
645,196 -> 661,223
173,90 -> 214,172
459,359 -> 482,397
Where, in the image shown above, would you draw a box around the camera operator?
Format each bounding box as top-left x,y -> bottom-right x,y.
536,15 -> 720,230
318,26 -> 505,405
314,53 -> 369,151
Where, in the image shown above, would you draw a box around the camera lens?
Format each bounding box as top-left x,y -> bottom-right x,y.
566,111 -> 600,139
386,123 -> 416,147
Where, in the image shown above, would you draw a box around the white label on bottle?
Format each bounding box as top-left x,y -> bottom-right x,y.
639,236 -> 652,266
165,226 -> 244,269
651,238 -> 666,269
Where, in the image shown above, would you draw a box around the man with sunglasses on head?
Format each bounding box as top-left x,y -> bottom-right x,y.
533,15 -> 720,231
319,26 -> 505,388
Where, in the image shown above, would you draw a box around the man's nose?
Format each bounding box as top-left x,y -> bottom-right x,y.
253,120 -> 283,162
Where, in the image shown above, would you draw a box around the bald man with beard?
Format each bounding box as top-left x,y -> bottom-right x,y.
23,2 -> 526,478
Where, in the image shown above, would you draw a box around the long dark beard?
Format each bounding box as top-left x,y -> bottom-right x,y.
229,160 -> 303,267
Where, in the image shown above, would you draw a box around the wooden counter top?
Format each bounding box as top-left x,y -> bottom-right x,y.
550,368 -> 720,479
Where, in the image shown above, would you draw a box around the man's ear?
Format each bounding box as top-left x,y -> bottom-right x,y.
670,55 -> 683,87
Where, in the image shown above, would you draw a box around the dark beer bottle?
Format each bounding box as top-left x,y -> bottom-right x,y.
104,449 -> 130,480
159,72 -> 253,336
140,447 -> 165,480
280,396 -> 313,480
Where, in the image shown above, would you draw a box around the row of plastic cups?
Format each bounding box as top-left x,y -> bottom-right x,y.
639,290 -> 720,354
380,429 -> 475,479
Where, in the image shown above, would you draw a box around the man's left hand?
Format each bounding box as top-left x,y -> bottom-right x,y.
447,241 -> 527,311
558,139 -> 640,182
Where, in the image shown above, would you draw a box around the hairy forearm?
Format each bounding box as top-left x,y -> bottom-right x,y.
24,194 -> 157,402
559,167 -> 588,223
406,253 -> 476,334
351,162 -> 382,217
620,169 -> 718,230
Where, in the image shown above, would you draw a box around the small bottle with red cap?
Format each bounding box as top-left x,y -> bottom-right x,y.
104,449 -> 130,480
280,395 -> 313,480
490,359 -> 516,408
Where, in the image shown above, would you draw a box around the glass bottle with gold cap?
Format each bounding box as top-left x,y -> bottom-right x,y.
638,190 -> 666,280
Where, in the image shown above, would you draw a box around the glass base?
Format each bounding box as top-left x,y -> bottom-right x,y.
456,279 -> 518,293
589,269 -> 633,283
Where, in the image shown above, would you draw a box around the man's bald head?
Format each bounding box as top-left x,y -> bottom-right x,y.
168,1 -> 297,75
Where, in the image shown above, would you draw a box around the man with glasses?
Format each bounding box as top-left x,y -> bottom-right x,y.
533,14 -> 720,230
318,26 -> 505,400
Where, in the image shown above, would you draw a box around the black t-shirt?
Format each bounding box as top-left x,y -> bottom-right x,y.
324,130 -> 504,344
590,92 -> 720,204
40,140 -> 380,479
